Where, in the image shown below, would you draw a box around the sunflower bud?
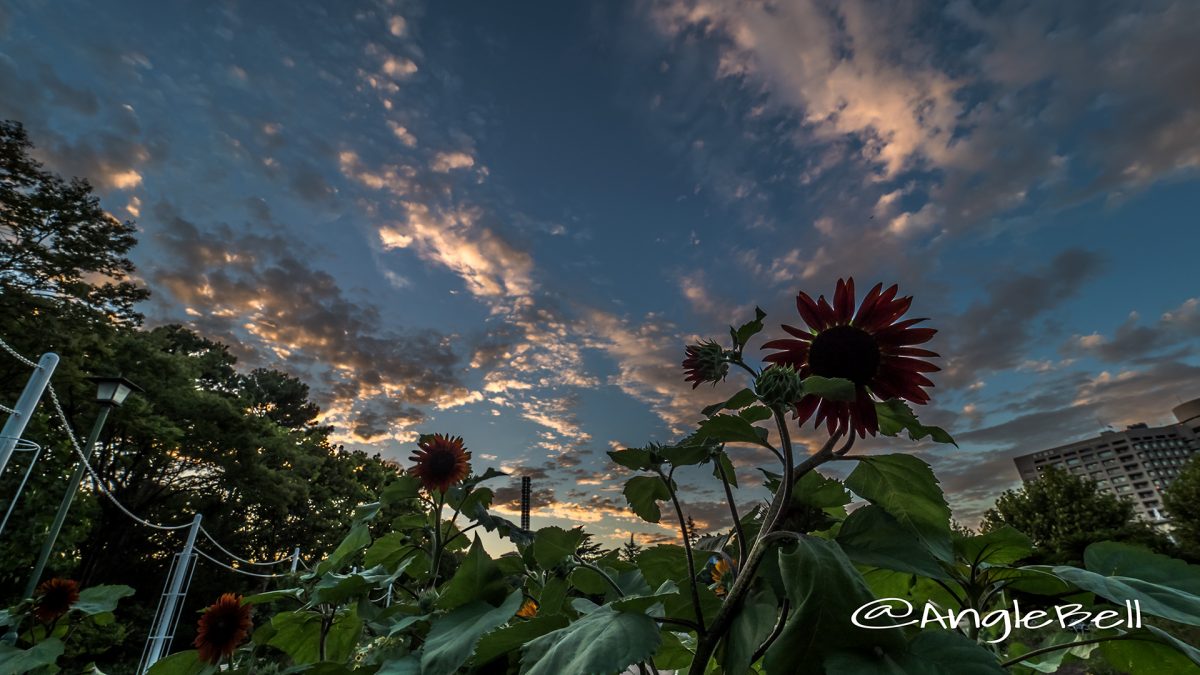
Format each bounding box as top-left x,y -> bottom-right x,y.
754,365 -> 805,410
682,340 -> 729,389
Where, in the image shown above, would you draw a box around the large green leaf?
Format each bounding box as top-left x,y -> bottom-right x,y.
836,505 -> 951,579
380,475 -> 421,505
1084,542 -> 1200,595
1049,565 -> 1200,626
874,400 -> 956,445
801,376 -> 857,401
268,606 -> 361,664
0,638 -> 65,673
712,450 -> 739,487
719,586 -> 778,675
763,537 -> 905,674
636,545 -> 688,588
532,526 -> 586,569
702,388 -> 759,416
316,523 -> 372,575
73,584 -> 135,615
845,454 -> 953,562
623,476 -> 672,523
520,604 -> 661,675
364,532 -> 417,570
1098,626 -> 1200,673
608,447 -> 656,471
439,535 -> 507,609
696,414 -> 770,448
474,615 -> 570,666
659,441 -> 716,467
954,526 -> 1034,567
143,649 -> 215,675
421,590 -> 523,675
826,629 -> 1005,674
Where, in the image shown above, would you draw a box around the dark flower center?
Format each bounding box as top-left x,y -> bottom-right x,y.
426,449 -> 459,477
807,325 -> 880,386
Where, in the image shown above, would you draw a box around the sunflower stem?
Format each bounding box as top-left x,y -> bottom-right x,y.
575,556 -> 625,598
714,456 -> 748,564
427,491 -> 446,590
659,466 -> 705,635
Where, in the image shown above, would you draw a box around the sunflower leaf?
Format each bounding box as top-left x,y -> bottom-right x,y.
702,388 -> 759,416
874,399 -> 957,446
520,603 -> 662,675
801,376 -> 857,401
732,306 -> 768,350
696,414 -> 772,448
623,476 -> 672,523
608,447 -> 657,471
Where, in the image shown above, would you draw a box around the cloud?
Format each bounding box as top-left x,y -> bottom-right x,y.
146,200 -> 472,445
940,248 -> 1105,387
1064,298 -> 1200,363
431,151 -> 475,173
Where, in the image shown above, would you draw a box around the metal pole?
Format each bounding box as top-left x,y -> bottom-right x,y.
25,405 -> 111,598
0,353 -> 58,478
521,476 -> 531,530
290,546 -> 301,574
143,514 -> 202,672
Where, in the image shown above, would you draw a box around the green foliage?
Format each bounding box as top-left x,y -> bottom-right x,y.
520,603 -> 662,675
874,399 -> 957,445
421,591 -> 522,674
845,453 -> 954,562
982,466 -> 1173,565
1164,455 -> 1200,561
623,476 -> 672,523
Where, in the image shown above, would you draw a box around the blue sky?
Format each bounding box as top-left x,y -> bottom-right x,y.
3,0 -> 1199,546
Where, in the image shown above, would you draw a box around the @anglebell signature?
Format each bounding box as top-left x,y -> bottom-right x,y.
851,598 -> 1144,644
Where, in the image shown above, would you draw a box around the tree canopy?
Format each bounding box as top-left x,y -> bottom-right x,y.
981,465 -> 1173,565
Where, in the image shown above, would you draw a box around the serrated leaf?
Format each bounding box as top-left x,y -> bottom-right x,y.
702,388 -> 758,416
954,526 -> 1033,567
738,405 -> 772,423
1048,566 -> 1200,626
875,399 -> 957,446
439,535 -> 507,609
421,591 -> 523,675
381,475 -> 422,504
608,447 -> 655,471
1098,626 -> 1200,673
696,414 -> 770,447
268,605 -> 361,665
317,523 -> 372,575
719,587 -> 778,675
520,604 -> 662,675
826,628 -> 1006,674
763,537 -> 905,673
845,454 -> 953,562
836,505 -> 952,579
623,476 -> 671,523
243,588 -> 304,606
73,584 -> 135,615
0,638 -> 66,673
659,442 -> 714,466
801,375 -> 857,401
712,451 -> 739,487
733,306 -> 767,349
532,526 -> 587,569
474,615 -> 570,666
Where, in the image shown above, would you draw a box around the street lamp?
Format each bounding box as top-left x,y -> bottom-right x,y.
25,375 -> 142,598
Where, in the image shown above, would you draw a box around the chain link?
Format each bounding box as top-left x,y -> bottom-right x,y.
0,334 -> 39,368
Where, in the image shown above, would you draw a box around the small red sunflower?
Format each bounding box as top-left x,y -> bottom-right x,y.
32,578 -> 79,623
762,278 -> 939,438
193,593 -> 253,664
408,434 -> 472,493
681,339 -> 728,389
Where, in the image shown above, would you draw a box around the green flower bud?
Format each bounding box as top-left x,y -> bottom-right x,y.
755,365 -> 805,410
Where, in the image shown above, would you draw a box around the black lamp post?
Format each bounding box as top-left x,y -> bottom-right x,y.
25,376 -> 142,598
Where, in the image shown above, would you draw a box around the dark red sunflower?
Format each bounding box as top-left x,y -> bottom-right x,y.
32,578 -> 79,623
762,278 -> 939,438
193,593 -> 253,664
409,434 -> 472,493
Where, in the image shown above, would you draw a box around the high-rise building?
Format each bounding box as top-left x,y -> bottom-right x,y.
1011,397 -> 1200,523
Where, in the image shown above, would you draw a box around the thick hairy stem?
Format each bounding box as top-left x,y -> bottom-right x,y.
427,492 -> 446,590
662,467 -> 705,634
714,457 -> 748,563
763,409 -> 797,534
686,531 -> 801,675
